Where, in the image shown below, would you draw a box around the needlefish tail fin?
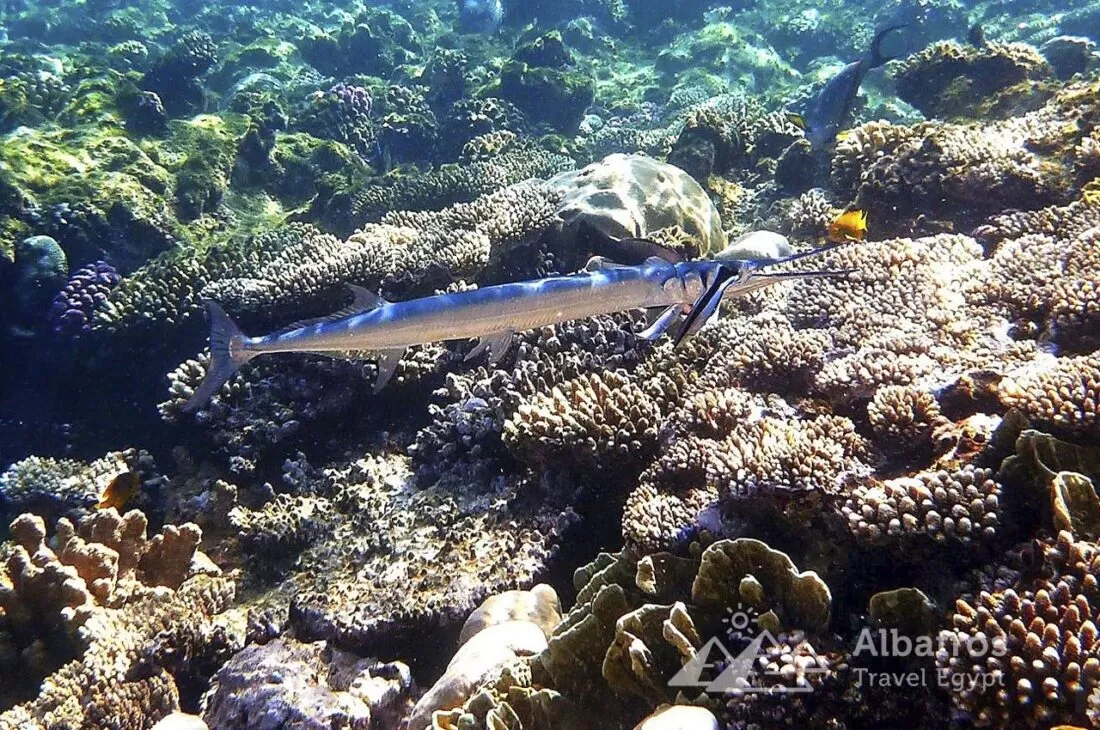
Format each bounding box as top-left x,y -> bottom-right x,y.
181,302 -> 257,413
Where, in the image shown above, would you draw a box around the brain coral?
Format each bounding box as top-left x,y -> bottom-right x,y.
549,153 -> 726,255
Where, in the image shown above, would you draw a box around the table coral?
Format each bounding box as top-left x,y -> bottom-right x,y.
336,142 -> 573,233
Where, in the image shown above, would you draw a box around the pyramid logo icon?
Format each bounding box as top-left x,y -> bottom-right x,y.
668,607 -> 829,695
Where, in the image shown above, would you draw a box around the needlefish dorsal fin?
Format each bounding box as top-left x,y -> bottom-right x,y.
584,256 -> 629,272
373,347 -> 405,393
465,330 -> 515,365
269,284 -> 387,335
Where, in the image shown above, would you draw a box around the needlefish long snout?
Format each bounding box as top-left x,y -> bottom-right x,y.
181,240 -> 850,412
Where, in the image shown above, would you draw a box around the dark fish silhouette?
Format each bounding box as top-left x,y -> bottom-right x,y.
803,25 -> 907,147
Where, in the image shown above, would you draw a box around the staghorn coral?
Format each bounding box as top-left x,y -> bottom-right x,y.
966,209 -> 1100,350
161,349 -> 449,472
141,31 -> 218,117
409,313 -> 647,482
938,530 -> 1100,727
702,414 -> 868,497
378,84 -> 437,164
781,187 -> 836,239
92,223 -> 311,336
437,98 -> 528,161
0,508 -> 240,729
973,196 -> 1100,251
96,174 -> 567,342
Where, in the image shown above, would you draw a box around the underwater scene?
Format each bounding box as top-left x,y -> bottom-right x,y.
2,0 -> 1100,726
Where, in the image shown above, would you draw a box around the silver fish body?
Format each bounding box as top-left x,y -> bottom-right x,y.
181,243 -> 848,413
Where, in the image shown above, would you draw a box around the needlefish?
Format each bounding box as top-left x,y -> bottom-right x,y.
181,239 -> 851,412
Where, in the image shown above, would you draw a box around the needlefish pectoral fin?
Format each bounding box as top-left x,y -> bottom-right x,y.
373,347 -> 405,393
465,329 -> 515,365
637,305 -> 681,341
673,267 -> 739,348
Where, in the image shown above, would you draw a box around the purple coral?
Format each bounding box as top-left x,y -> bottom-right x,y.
49,261 -> 121,336
298,83 -> 375,157
329,82 -> 372,117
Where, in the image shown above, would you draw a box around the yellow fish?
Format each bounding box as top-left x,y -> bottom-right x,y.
827,208 -> 869,243
97,471 -> 141,511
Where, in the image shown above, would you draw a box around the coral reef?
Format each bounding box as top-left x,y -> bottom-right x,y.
893,41 -> 1056,120
831,81 -> 1099,233
3,1 -> 1100,729
0,508 -> 241,729
550,153 -> 725,255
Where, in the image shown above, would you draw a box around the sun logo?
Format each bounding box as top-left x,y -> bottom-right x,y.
721,603 -> 760,639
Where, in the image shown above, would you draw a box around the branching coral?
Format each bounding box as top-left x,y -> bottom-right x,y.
503,369 -> 663,471
0,448 -> 157,524
938,530 -> 1100,727
842,465 -> 1002,547
999,354 -> 1100,438
0,508 -> 240,730
831,81 -> 1099,231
